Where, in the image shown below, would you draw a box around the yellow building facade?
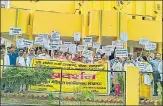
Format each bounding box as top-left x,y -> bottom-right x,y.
1,1 -> 162,54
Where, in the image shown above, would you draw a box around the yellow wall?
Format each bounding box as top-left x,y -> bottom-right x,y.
1,8 -> 16,32
127,19 -> 162,42
10,1 -> 75,14
32,11 -> 82,37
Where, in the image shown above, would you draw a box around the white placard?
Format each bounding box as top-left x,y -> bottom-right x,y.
96,49 -> 104,54
93,42 -> 101,49
16,38 -> 24,48
74,32 -> 80,41
102,46 -> 112,56
137,62 -> 145,71
1,37 -> 5,44
60,45 -> 68,52
51,31 -> 60,41
145,43 -> 157,50
115,48 -> 128,57
9,27 -> 22,36
47,40 -> 59,50
112,40 -> 124,48
139,38 -> 149,45
82,50 -> 93,57
22,39 -> 33,47
38,33 -> 49,39
120,32 -> 128,42
64,42 -> 72,47
68,44 -> 77,54
83,37 -> 92,47
77,45 -> 85,51
34,37 -> 44,45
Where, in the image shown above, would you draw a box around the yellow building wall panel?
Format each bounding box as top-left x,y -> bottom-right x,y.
103,1 -> 112,11
155,1 -> 162,13
89,11 -> 100,36
1,8 -> 16,32
121,1 -> 133,14
145,1 -> 154,16
10,1 -> 75,14
127,19 -> 162,42
92,1 -> 102,10
136,1 -> 146,16
120,12 -> 128,32
18,9 -> 30,34
32,11 -> 82,37
102,11 -> 117,37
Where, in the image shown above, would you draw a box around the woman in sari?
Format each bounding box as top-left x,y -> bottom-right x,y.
139,56 -> 153,100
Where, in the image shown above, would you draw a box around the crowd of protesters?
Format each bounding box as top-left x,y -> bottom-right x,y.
0,42 -> 162,100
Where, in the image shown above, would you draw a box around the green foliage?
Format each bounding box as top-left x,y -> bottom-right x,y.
2,67 -> 53,92
73,88 -> 95,101
117,73 -> 124,95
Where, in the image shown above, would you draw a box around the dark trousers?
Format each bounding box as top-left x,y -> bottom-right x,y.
153,71 -> 160,95
153,80 -> 158,94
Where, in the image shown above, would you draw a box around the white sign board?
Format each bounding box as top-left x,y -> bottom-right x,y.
83,37 -> 92,47
139,38 -> 149,45
34,37 -> 44,45
145,43 -> 157,50
47,40 -> 59,50
120,32 -> 128,42
137,62 -> 145,71
38,33 -> 49,39
64,42 -> 72,47
9,27 -> 22,36
77,45 -> 85,51
51,31 -> 60,41
93,42 -> 101,49
112,40 -> 124,48
22,39 -> 33,48
96,49 -> 104,54
60,45 -> 68,52
82,50 -> 93,58
102,46 -> 112,56
74,32 -> 80,41
68,44 -> 77,54
16,38 -> 24,48
115,48 -> 128,57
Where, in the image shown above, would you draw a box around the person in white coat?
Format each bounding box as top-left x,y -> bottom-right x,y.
158,61 -> 162,90
139,56 -> 153,100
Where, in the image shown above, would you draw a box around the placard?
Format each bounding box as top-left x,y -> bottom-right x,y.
16,38 -> 24,48
38,33 -> 49,39
137,62 -> 145,71
112,40 -> 124,48
82,50 -> 93,57
93,42 -> 101,49
51,31 -> 60,41
139,38 -> 149,45
34,37 -> 44,45
74,32 -> 80,41
22,39 -> 33,48
77,45 -> 85,51
9,27 -> 22,36
83,37 -> 92,47
60,45 -> 68,52
115,48 -> 128,57
120,32 -> 128,42
145,43 -> 157,50
64,42 -> 72,47
68,44 -> 77,54
47,40 -> 59,50
96,49 -> 104,54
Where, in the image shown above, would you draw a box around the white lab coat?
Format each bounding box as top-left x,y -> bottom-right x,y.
143,63 -> 153,85
158,61 -> 162,81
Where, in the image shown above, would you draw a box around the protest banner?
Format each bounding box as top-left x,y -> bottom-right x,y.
93,42 -> 101,49
83,37 -> 92,47
34,37 -> 44,45
9,27 -> 22,36
74,32 -> 80,41
145,43 -> 157,50
139,38 -> 149,45
120,32 -> 128,42
115,48 -> 128,57
112,40 -> 123,48
16,38 -> 24,48
22,39 -> 33,48
68,44 -> 76,54
47,40 -> 59,50
64,42 -> 72,47
82,50 -> 93,58
137,62 -> 145,71
51,31 -> 60,41
96,49 -> 104,54
29,59 -> 108,94
77,45 -> 85,51
60,45 -> 69,52
38,33 -> 49,39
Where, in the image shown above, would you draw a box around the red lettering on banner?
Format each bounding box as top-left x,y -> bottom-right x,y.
51,72 -> 96,80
